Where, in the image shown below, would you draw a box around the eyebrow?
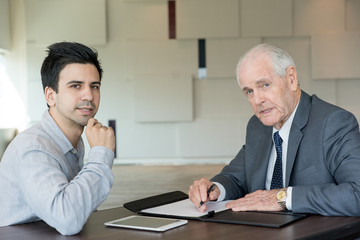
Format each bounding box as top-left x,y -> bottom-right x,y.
255,79 -> 268,86
66,80 -> 101,85
241,79 -> 269,93
242,87 -> 251,93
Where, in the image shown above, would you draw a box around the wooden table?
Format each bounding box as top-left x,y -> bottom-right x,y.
1,207 -> 360,240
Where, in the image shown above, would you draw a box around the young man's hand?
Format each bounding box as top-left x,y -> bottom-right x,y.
85,118 -> 115,152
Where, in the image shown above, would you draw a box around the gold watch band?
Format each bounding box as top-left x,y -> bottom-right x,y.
276,188 -> 288,210
277,201 -> 287,210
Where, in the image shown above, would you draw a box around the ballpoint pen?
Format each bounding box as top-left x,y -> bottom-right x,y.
198,183 -> 216,208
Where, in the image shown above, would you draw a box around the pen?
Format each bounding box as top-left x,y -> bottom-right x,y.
198,183 -> 216,208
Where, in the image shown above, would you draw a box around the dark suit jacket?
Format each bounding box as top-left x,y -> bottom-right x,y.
211,91 -> 360,216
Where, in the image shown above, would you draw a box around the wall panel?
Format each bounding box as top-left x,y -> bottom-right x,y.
176,0 -> 239,39
125,39 -> 197,78
134,73 -> 193,122
241,0 -> 292,37
311,32 -> 360,79
194,78 -> 252,119
114,0 -> 168,40
0,0 -> 11,51
26,0 -> 106,45
346,0 -> 360,31
178,118 -> 247,157
116,120 -> 178,158
294,0 -> 345,36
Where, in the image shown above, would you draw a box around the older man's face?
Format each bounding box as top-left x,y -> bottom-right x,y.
238,55 -> 299,130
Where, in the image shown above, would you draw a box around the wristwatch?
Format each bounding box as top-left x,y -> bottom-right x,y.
276,188 -> 287,210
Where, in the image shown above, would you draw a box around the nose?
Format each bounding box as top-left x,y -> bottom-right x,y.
253,91 -> 265,105
81,86 -> 94,102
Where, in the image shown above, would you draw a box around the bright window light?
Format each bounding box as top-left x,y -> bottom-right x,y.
0,55 -> 28,131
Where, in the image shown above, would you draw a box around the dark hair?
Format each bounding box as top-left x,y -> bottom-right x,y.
40,42 -> 103,93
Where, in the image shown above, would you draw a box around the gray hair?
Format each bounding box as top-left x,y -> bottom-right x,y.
236,43 -> 296,82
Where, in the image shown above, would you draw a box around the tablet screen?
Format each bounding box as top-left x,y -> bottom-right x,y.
105,215 -> 187,232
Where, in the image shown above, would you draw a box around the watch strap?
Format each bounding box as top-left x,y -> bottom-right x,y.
277,200 -> 287,210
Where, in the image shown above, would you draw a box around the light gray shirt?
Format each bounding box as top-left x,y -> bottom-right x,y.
0,111 -> 114,235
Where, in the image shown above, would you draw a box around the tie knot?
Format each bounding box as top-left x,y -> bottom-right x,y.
274,131 -> 283,147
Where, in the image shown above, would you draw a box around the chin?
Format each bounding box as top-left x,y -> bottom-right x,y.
77,117 -> 92,127
259,118 -> 277,127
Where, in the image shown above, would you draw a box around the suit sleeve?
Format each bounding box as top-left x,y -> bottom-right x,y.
292,110 -> 360,216
211,145 -> 248,200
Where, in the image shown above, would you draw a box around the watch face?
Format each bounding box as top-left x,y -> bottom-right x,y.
277,190 -> 286,201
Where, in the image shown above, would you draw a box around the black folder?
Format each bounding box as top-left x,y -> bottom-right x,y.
124,191 -> 307,228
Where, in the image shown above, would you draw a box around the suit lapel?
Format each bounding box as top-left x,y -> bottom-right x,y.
286,128 -> 303,186
250,127 -> 273,191
285,91 -> 311,186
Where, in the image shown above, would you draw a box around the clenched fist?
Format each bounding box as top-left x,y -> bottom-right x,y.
85,118 -> 115,152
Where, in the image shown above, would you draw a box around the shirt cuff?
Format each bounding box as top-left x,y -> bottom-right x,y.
87,146 -> 114,168
286,186 -> 293,210
212,182 -> 226,201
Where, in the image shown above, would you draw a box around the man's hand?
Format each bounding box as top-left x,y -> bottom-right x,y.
85,118 -> 115,152
225,189 -> 283,212
188,178 -> 220,213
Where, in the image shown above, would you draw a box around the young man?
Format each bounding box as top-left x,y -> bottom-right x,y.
188,44 -> 360,216
0,42 -> 115,235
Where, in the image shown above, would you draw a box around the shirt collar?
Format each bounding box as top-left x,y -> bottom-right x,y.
40,111 -> 84,155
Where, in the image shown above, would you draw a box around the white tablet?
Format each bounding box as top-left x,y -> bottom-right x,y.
104,215 -> 188,232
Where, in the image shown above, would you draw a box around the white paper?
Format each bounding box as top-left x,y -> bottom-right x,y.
141,199 -> 231,218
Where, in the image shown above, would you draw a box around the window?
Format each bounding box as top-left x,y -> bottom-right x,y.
0,54 -> 28,130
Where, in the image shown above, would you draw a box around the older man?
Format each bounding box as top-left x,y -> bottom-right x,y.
189,44 -> 360,216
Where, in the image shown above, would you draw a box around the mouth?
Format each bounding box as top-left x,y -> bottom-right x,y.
259,108 -> 272,115
77,107 -> 94,115
75,101 -> 97,116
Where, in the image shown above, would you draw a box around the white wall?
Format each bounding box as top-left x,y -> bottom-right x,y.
4,0 -> 360,163
0,0 -> 11,51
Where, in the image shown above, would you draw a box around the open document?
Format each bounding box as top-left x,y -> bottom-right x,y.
141,199 -> 232,218
124,191 -> 308,228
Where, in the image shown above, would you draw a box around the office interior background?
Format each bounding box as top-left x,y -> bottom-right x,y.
1,0 -> 360,164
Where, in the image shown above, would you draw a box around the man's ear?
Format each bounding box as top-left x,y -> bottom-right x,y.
44,86 -> 56,107
287,66 -> 299,90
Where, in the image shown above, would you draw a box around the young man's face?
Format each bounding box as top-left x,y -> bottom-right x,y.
46,63 -> 101,129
